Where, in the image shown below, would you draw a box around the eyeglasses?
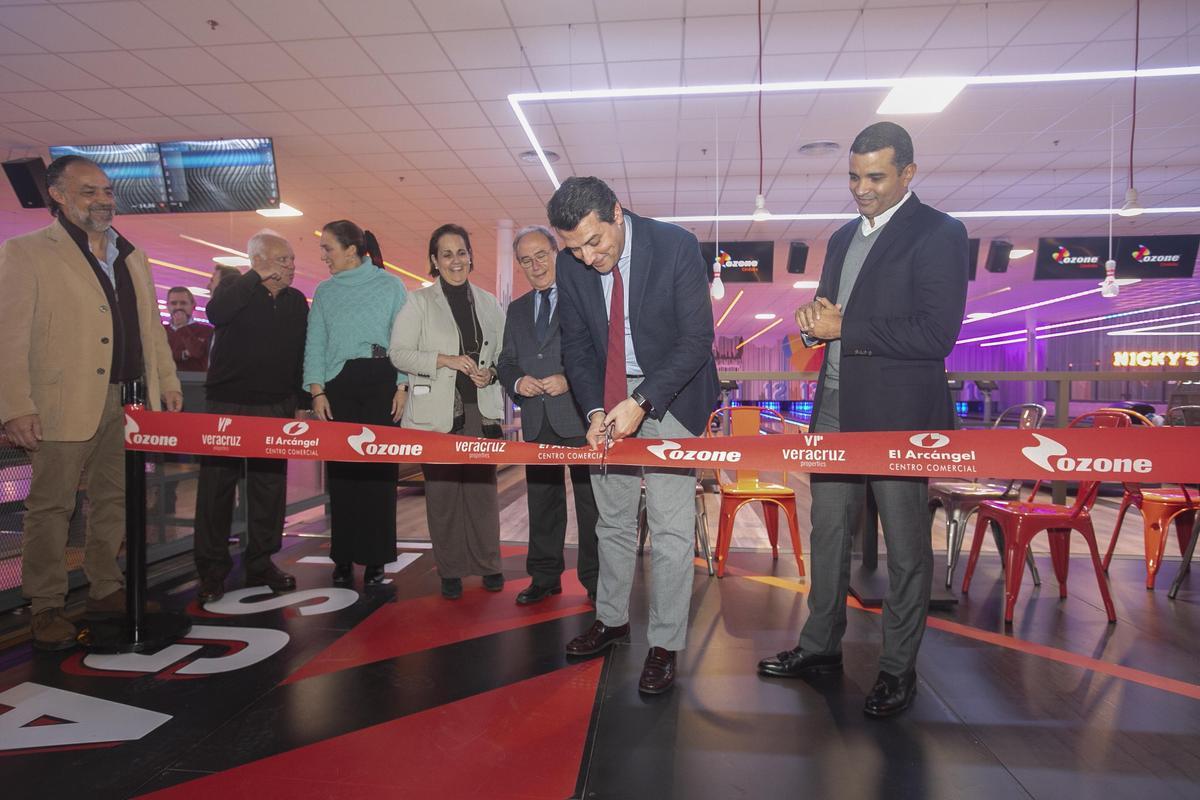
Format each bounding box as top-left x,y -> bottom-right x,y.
271,255 -> 295,266
599,420 -> 616,476
517,250 -> 553,268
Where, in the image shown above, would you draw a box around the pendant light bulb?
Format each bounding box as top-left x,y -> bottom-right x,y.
1118,186 -> 1144,217
751,193 -> 771,222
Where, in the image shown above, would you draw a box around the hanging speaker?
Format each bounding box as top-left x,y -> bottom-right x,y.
3,157 -> 50,209
786,241 -> 809,274
985,240 -> 1013,274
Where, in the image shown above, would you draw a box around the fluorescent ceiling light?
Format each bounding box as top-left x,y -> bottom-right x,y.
1107,318 -> 1200,335
180,235 -> 248,258
715,289 -> 744,328
213,256 -> 251,267
656,206 -> 1200,224
793,280 -> 819,289
510,64 -> 1200,190
148,258 -> 212,278
958,298 -> 1200,345
754,313 -> 777,320
960,279 -> 1140,324
1009,249 -> 1034,259
256,203 -> 302,218
980,310 -> 1200,347
736,318 -> 784,349
877,78 -> 966,114
188,286 -> 210,297
1109,330 -> 1200,336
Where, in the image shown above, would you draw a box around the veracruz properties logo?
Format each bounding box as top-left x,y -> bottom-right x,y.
1020,433 -> 1152,474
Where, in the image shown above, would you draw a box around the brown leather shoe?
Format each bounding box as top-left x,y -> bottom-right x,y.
565,619 -> 630,656
638,647 -> 676,694
198,575 -> 226,603
246,563 -> 296,593
31,608 -> 77,651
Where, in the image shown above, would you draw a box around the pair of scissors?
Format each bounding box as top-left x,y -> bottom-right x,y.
599,420 -> 616,476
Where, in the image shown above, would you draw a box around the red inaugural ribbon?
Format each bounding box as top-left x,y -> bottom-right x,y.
121,407 -> 1200,483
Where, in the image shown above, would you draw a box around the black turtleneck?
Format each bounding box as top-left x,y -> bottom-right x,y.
440,276 -> 480,404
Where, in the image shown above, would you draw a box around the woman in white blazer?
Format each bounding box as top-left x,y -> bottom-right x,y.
390,223 -> 507,599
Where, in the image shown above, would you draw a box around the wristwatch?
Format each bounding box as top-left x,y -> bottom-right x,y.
630,390 -> 653,414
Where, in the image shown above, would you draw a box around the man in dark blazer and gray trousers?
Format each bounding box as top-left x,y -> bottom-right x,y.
497,225 -> 599,605
549,177 -> 719,696
757,122 -> 968,718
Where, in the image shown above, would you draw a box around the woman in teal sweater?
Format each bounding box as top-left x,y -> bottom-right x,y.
304,220 -> 408,586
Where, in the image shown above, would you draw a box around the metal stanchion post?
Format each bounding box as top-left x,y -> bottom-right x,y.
78,381 -> 192,653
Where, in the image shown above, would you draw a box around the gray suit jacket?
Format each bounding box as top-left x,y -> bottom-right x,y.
497,288 -> 586,440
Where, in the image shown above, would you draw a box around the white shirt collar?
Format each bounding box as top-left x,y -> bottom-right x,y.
859,191 -> 912,236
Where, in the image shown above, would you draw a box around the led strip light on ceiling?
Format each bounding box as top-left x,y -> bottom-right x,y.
980,310 -> 1200,347
509,64 -> 1200,220
958,298 -> 1200,345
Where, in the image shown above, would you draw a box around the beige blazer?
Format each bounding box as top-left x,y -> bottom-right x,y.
389,281 -> 505,433
0,219 -> 180,441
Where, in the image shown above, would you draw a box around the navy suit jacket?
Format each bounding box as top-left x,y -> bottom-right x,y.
555,210 -> 719,436
810,193 -> 969,432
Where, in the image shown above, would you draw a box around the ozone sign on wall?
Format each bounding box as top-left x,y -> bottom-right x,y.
1034,235 -> 1199,280
699,240 -> 774,283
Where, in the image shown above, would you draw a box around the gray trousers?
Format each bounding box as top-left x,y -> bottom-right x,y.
799,386 -> 933,676
591,386 -> 696,651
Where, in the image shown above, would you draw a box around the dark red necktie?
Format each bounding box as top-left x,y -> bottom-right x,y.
603,266 -> 626,412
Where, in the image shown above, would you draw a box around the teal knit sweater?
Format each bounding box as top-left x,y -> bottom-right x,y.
303,257 -> 409,388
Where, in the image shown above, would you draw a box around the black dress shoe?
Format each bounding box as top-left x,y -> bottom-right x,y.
198,575 -> 226,604
756,647 -> 843,678
565,619 -> 631,656
441,577 -> 463,599
638,647 -> 676,694
482,573 -> 504,592
515,582 -> 561,605
246,563 -> 296,593
363,565 -> 386,585
864,670 -> 917,718
332,563 -> 353,587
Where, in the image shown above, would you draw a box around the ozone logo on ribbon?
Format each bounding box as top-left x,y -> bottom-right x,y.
1020,433 -> 1153,474
124,413 -> 139,444
348,426 -> 375,455
908,432 -> 950,449
282,421 -> 310,437
646,440 -> 742,463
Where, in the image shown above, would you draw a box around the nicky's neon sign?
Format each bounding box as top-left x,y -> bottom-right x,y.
1112,351 -> 1200,367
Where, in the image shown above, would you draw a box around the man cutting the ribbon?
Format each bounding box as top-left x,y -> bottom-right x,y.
549,176 -> 719,695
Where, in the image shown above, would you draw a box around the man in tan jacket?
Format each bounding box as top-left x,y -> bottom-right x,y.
0,155 -> 182,650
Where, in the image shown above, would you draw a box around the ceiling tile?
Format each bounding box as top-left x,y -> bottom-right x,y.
253,79 -> 343,110
601,20 -> 684,62
302,108 -> 373,135
61,1 -> 193,49
390,71 -> 474,104
61,117 -> 137,139
273,133 -> 341,156
410,150 -> 464,168
0,96 -> 41,123
321,75 -> 405,107
322,0 -> 426,36
606,60 -> 682,88
59,87 -> 162,117
171,113 -> 248,136
683,15 -> 760,59
186,83 -> 280,113
596,0 -> 684,22
62,51 -> 172,87
381,129 -> 446,150
125,86 -> 223,115
134,47 -> 243,83
281,39 -> 379,78
438,127 -> 505,150
0,54 -> 108,89
457,67 -> 538,101
515,24 -> 604,65
233,110 -> 313,134
412,0 -> 509,31
436,29 -> 525,70
6,119 -> 91,143
234,0 -> 345,40
331,131 -> 394,154
1,5 -> 118,52
457,148 -> 516,168
503,0 -> 595,26
0,24 -> 44,55
141,0 -> 268,45
826,48 -> 917,80
359,33 -> 452,73
1012,0 -> 1131,46
1,91 -> 103,119
207,43 -> 310,81
355,105 -> 430,131
765,11 -> 861,55
121,115 -> 199,138
683,56 -> 758,86
530,63 -> 609,92
416,101 -> 491,128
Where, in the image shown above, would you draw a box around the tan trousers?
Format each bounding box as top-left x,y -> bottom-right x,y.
22,385 -> 126,612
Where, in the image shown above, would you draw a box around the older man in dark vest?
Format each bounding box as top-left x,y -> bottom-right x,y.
498,225 -> 599,605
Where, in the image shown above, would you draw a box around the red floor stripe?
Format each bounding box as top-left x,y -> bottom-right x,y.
284,569 -> 592,684
136,660 -> 603,800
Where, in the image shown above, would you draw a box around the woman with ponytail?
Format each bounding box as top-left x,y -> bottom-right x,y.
304,220 -> 409,586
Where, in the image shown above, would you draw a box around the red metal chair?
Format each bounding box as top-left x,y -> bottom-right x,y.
960,410 -> 1129,624
708,406 -> 804,579
1100,407 -> 1198,589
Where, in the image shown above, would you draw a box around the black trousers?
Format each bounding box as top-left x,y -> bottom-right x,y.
325,359 -> 399,567
525,422 -> 599,592
193,398 -> 293,579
